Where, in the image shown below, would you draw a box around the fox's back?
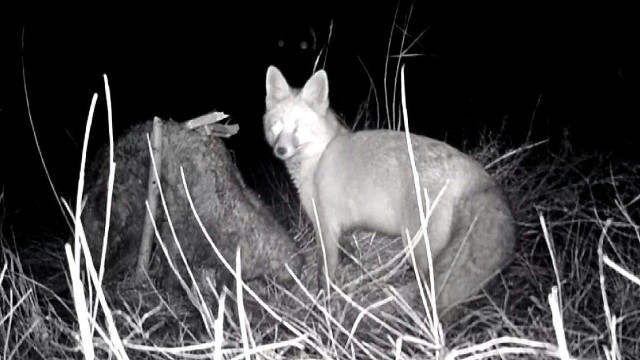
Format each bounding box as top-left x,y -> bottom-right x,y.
314,129 -> 501,233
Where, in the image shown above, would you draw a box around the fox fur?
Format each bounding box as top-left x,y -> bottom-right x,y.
263,66 -> 516,314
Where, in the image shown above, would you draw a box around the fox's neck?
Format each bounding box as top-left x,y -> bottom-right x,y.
285,152 -> 322,218
285,110 -> 347,216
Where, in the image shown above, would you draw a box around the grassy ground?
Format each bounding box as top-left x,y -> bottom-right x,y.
2,99 -> 639,359
2,19 -> 639,360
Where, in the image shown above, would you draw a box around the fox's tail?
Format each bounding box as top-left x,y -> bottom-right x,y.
432,184 -> 516,316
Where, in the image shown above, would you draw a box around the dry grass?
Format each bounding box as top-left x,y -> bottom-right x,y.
3,72 -> 639,359
3,13 -> 639,359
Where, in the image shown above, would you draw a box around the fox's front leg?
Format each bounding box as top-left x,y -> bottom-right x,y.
315,218 -> 341,293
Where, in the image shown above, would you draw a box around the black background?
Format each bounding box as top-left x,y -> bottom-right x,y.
1,3 -> 637,231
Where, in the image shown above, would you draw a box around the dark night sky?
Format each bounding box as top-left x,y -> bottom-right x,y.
0,3 -> 637,226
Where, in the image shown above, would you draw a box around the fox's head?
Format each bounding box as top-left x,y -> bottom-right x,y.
263,66 -> 341,162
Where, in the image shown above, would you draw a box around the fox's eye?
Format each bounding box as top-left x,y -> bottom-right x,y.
271,122 -> 283,137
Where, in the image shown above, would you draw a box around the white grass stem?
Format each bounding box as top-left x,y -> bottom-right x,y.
64,244 -> 95,360
400,64 -> 441,339
598,219 -> 621,360
21,30 -> 72,231
235,248 -> 250,360
135,118 -> 163,281
603,255 -> 640,286
540,213 -> 563,311
549,287 -> 570,360
214,290 -> 226,360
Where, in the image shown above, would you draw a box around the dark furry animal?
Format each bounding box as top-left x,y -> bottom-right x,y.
81,119 -> 302,289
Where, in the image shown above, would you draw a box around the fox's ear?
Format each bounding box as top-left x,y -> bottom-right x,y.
301,70 -> 329,112
266,66 -> 291,109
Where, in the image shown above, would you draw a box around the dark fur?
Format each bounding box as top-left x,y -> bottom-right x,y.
82,119 -> 302,288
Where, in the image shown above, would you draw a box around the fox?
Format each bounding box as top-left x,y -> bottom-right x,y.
263,65 -> 516,315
